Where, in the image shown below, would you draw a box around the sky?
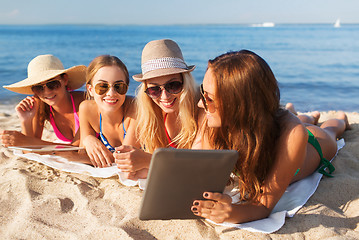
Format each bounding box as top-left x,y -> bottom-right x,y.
0,0 -> 358,25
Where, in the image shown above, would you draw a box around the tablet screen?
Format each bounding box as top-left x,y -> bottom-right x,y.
139,148 -> 238,220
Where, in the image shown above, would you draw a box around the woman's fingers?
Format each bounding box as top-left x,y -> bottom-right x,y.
191,192 -> 233,223
203,192 -> 232,204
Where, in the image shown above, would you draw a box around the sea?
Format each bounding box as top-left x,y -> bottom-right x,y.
0,24 -> 358,112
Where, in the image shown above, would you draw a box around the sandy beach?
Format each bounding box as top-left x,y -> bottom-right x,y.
0,105 -> 358,240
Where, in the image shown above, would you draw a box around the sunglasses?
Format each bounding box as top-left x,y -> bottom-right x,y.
200,84 -> 216,113
144,81 -> 183,99
31,79 -> 62,94
94,82 -> 128,95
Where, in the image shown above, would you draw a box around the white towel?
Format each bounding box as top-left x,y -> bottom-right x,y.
13,139 -> 345,233
208,138 -> 345,233
13,149 -> 146,188
13,150 -> 119,178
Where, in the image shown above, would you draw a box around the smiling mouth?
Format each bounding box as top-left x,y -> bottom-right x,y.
160,98 -> 176,108
44,95 -> 56,100
104,99 -> 119,104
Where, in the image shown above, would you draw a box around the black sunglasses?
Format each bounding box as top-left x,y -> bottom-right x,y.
94,82 -> 128,95
144,81 -> 183,99
31,79 -> 62,94
200,84 -> 216,113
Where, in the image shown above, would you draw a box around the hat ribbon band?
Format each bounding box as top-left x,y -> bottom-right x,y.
141,57 -> 188,75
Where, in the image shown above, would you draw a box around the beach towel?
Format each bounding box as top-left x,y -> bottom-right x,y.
208,138 -> 345,233
12,149 -> 147,188
12,139 -> 345,233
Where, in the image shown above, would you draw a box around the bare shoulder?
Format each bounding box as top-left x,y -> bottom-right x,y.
279,112 -> 308,154
124,96 -> 137,119
79,99 -> 98,115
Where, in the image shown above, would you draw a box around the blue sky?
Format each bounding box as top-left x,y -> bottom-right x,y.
0,0 -> 358,25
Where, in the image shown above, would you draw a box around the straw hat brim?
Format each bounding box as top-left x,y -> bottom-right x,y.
133,65 -> 195,82
3,65 -> 86,95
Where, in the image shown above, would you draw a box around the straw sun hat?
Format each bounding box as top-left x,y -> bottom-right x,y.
3,54 -> 86,95
133,39 -> 195,81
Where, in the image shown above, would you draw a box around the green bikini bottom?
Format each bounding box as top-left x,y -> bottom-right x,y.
295,129 -> 335,177
306,129 -> 335,177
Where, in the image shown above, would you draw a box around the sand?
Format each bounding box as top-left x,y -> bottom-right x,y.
0,105 -> 358,240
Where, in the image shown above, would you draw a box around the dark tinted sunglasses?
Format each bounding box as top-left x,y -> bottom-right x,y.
31,79 -> 62,94
200,84 -> 216,113
94,82 -> 128,95
144,81 -> 183,99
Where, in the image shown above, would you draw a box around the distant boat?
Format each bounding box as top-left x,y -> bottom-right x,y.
334,18 -> 341,28
251,22 -> 275,27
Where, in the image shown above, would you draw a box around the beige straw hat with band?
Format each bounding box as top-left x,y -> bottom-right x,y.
3,54 -> 86,95
133,39 -> 195,82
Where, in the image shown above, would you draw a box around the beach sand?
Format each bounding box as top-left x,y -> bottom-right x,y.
0,106 -> 358,239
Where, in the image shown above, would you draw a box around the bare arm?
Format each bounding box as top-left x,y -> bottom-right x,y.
192,120 -> 308,224
15,96 -> 44,138
79,100 -> 113,168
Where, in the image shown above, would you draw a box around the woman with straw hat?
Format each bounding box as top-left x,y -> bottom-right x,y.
114,39 -> 202,179
1,54 -> 86,146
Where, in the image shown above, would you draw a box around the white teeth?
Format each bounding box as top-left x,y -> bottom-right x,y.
104,99 -> 117,103
161,99 -> 175,107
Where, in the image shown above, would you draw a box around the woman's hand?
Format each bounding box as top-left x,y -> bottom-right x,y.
1,130 -> 32,147
113,145 -> 151,173
82,135 -> 114,168
15,96 -> 38,122
191,192 -> 233,223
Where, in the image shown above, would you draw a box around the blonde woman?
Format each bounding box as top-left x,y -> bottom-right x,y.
114,39 -> 201,179
1,54 -> 86,146
79,55 -> 138,168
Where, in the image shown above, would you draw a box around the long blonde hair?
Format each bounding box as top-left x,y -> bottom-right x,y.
136,72 -> 199,153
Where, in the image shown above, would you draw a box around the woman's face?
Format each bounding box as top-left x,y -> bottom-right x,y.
198,68 -> 222,128
145,73 -> 183,114
89,65 -> 127,112
32,74 -> 69,106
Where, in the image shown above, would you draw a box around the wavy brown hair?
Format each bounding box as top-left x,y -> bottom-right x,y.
207,50 -> 286,202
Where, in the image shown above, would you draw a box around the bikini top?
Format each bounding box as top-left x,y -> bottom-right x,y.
49,94 -> 79,143
164,113 -> 177,148
99,113 -> 127,152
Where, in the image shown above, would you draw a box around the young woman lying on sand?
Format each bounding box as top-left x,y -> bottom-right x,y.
79,55 -> 138,168
114,39 -> 201,179
191,50 -> 350,224
1,54 -> 86,146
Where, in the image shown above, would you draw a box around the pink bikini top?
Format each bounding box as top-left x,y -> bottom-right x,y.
164,113 -> 177,148
49,94 -> 80,143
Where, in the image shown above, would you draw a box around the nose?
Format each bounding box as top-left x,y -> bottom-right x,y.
43,85 -> 53,94
197,99 -> 204,109
159,87 -> 171,100
106,85 -> 117,96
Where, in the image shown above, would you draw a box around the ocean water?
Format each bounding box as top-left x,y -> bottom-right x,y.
0,24 -> 358,112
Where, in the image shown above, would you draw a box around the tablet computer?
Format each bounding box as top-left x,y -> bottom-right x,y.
8,145 -> 84,152
139,148 -> 238,220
